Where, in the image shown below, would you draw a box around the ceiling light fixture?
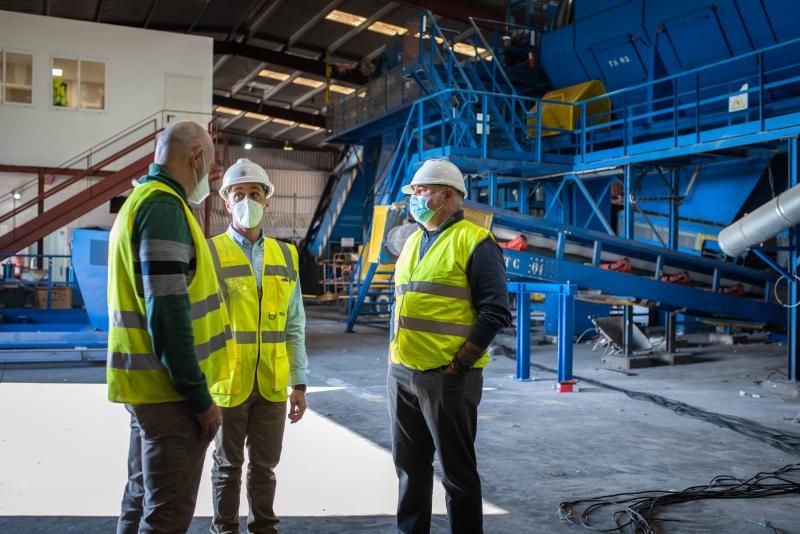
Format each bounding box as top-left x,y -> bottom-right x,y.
52,68 -> 63,77
325,9 -> 366,27
328,84 -> 356,95
244,142 -> 253,150
368,21 -> 407,36
244,112 -> 270,121
452,42 -> 489,57
283,140 -> 294,152
215,106 -> 241,115
259,69 -> 291,81
293,77 -> 324,88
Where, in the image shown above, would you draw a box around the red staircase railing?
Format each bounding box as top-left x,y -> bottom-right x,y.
0,109 -> 213,253
0,153 -> 153,253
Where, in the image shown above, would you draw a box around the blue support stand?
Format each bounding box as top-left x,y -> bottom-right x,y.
558,287 -> 576,383
509,282 -> 576,389
514,283 -> 532,381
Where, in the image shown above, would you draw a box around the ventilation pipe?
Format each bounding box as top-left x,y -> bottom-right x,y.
718,183 -> 800,256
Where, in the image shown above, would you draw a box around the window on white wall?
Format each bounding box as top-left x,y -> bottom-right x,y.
52,57 -> 77,108
2,51 -> 33,104
80,60 -> 105,110
52,57 -> 105,110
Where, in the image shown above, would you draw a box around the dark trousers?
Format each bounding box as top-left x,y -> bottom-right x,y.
388,363 -> 484,534
211,387 -> 287,534
117,402 -> 211,534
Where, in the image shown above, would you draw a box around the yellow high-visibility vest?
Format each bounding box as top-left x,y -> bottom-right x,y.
208,232 -> 298,405
390,219 -> 493,370
107,181 -> 234,404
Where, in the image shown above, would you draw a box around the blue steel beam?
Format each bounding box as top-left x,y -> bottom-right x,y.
487,203 -> 777,287
502,247 -> 784,326
623,165 -> 635,355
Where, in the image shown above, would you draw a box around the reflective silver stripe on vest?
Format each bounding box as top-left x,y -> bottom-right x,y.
275,240 -> 297,281
398,316 -> 473,338
207,238 -> 229,304
221,264 -> 252,279
262,330 -> 287,343
263,265 -> 292,278
395,281 -> 472,301
235,331 -> 258,344
110,310 -> 147,329
195,330 -> 233,361
107,351 -> 165,371
190,292 -> 222,320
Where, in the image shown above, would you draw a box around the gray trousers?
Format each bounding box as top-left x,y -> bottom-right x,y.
117,402 -> 211,534
211,386 -> 287,534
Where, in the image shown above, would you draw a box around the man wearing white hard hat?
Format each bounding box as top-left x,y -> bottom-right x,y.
206,158 -> 308,534
388,159 -> 511,534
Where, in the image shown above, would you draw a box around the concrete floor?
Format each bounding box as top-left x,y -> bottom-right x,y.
1,307 -> 799,533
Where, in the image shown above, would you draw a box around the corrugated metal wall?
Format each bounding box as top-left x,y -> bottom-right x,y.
205,145 -> 341,241
225,147 -> 338,171
262,169 -> 327,240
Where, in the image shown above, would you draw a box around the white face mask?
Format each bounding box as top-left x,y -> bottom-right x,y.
232,198 -> 265,229
188,152 -> 210,205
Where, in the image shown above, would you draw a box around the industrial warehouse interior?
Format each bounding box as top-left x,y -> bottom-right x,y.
1,0 -> 800,533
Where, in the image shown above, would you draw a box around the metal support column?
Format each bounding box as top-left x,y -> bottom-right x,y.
515,285 -> 532,381
789,138 -> 799,382
37,170 -> 45,269
558,286 -> 575,383
346,261 -> 379,333
623,166 -> 634,356
666,167 -> 679,354
488,171 -> 498,208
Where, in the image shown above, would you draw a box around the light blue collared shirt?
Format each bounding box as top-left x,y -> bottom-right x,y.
227,226 -> 309,386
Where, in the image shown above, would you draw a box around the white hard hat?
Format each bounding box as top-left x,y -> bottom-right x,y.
219,158 -> 274,199
401,159 -> 467,198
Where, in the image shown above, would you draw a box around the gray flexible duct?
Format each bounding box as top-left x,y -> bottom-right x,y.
718,183 -> 800,257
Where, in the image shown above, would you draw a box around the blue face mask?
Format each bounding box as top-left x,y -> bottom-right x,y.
409,192 -> 442,224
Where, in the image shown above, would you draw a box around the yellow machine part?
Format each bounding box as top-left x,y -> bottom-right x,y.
362,205 -> 396,286
464,206 -> 494,229
527,80 -> 610,137
361,204 -> 494,286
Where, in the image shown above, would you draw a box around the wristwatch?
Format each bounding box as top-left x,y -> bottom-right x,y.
449,358 -> 473,375
292,384 -> 307,392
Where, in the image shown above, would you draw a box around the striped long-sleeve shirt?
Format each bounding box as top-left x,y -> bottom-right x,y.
130,164 -> 211,413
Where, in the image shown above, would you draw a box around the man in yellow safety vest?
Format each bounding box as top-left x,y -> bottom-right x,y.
108,120 -> 233,533
207,158 -> 309,534
388,159 -> 512,534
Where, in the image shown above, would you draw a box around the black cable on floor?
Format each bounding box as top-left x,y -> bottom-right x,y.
556,463 -> 800,533
497,346 -> 800,532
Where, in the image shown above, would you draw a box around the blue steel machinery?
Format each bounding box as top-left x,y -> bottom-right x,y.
0,228 -> 107,362
324,0 -> 800,385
